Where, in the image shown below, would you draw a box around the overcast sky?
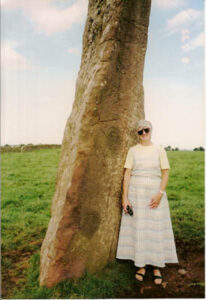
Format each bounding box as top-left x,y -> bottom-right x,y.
1,0 -> 205,149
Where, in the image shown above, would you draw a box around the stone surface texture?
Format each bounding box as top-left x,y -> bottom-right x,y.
40,0 -> 151,288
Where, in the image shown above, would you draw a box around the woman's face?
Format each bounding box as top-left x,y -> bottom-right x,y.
138,127 -> 152,142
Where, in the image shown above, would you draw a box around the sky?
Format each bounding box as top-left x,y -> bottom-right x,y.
1,0 -> 205,150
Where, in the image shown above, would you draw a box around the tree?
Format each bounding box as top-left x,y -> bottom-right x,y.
40,0 -> 151,288
194,146 -> 205,151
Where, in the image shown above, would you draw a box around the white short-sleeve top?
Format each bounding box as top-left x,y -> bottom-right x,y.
124,143 -> 170,177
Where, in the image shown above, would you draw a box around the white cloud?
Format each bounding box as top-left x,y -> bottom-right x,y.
68,47 -> 79,54
144,78 -> 204,149
181,56 -> 190,64
1,41 -> 37,70
1,71 -> 76,145
153,0 -> 186,9
1,0 -> 88,36
181,29 -> 190,42
164,9 -> 203,36
182,32 -> 204,52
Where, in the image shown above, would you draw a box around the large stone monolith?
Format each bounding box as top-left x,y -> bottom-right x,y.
40,0 -> 151,288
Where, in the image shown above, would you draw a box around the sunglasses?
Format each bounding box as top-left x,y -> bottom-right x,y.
137,127 -> 150,135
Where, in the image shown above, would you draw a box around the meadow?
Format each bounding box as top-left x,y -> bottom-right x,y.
1,148 -> 205,298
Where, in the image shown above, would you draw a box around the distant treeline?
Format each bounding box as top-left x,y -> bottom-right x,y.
1,144 -> 205,152
165,146 -> 205,151
1,144 -> 61,152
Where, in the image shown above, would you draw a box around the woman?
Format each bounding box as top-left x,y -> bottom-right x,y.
116,119 -> 179,285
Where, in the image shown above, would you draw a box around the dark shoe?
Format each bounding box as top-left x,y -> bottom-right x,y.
135,266 -> 146,282
152,268 -> 162,285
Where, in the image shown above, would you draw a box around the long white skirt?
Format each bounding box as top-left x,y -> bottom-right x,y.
116,175 -> 179,267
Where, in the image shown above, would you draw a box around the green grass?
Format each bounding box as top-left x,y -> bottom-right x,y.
1,149 -> 60,253
12,252 -> 136,299
166,151 -> 205,248
1,149 -> 204,298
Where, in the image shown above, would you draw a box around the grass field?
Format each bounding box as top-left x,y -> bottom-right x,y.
1,148 -> 205,298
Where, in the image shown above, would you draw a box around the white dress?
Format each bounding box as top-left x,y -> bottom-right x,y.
116,143 -> 179,268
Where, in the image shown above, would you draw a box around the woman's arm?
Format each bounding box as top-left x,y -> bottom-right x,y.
159,169 -> 169,193
122,168 -> 132,213
149,169 -> 169,208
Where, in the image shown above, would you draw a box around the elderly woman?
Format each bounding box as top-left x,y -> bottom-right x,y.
116,119 -> 179,285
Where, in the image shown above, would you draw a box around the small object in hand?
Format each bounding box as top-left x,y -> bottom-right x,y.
126,205 -> 133,216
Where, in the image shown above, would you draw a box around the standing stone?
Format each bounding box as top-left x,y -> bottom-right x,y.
40,0 -> 151,288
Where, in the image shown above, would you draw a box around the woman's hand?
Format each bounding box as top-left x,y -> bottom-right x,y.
122,198 -> 132,214
148,192 -> 163,209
